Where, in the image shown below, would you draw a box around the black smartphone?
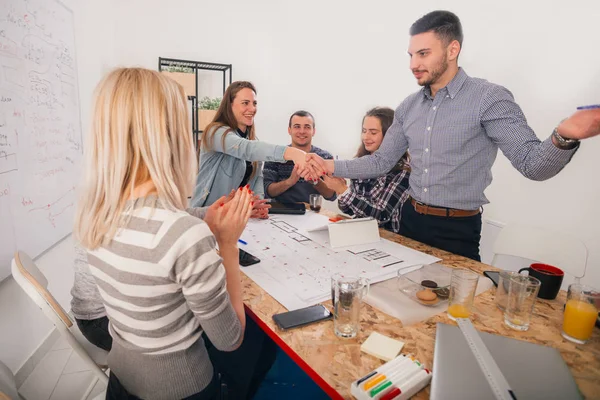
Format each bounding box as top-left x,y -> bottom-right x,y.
272,304 -> 332,330
483,270 -> 500,287
239,249 -> 260,267
268,201 -> 306,215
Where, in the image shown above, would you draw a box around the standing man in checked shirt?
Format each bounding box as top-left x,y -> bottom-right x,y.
305,10 -> 600,261
264,110 -> 336,203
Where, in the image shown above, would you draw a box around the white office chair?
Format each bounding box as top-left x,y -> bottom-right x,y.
0,359 -> 22,400
11,251 -> 108,400
490,224 -> 588,286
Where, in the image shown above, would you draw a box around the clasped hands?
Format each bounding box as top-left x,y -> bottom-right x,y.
293,153 -> 335,183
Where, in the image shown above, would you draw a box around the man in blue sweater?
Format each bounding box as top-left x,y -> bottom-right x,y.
264,110 -> 336,203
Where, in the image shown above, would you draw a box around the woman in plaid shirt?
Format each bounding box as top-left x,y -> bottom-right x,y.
322,107 -> 410,233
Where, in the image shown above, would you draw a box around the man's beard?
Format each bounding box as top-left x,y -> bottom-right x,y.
418,55 -> 448,87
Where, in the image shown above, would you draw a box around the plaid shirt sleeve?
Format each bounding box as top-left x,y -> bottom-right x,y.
338,169 -> 410,228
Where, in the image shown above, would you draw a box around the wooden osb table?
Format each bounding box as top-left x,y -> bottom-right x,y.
241,214 -> 600,399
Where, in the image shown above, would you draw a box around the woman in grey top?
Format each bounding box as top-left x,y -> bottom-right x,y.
71,207 -> 209,352
73,68 -> 252,400
71,243 -> 112,351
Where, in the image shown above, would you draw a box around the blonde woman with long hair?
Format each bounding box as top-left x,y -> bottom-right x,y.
74,68 -> 251,400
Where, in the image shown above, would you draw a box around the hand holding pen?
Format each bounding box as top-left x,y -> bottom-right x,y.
557,104 -> 600,141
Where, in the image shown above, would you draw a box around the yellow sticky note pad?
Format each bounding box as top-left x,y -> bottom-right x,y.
360,332 -> 405,361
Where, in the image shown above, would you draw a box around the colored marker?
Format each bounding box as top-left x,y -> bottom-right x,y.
389,358 -> 419,375
362,357 -> 412,390
356,370 -> 378,386
376,355 -> 411,373
379,387 -> 401,400
363,359 -> 421,394
238,239 -> 247,245
370,380 -> 392,397
577,104 -> 600,110
382,362 -> 423,389
363,374 -> 386,390
396,369 -> 430,398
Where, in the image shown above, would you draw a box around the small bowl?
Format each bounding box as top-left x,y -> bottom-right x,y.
397,263 -> 452,306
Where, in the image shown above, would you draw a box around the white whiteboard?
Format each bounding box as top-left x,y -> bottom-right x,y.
0,0 -> 82,281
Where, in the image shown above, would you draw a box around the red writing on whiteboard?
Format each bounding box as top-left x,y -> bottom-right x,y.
36,167 -> 65,179
0,187 -> 9,198
21,197 -> 33,206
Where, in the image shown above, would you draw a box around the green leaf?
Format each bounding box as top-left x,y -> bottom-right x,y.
198,96 -> 222,110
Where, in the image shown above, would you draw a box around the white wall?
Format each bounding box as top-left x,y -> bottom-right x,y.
2,0 -> 599,375
0,0 -> 116,374
112,0 -> 600,283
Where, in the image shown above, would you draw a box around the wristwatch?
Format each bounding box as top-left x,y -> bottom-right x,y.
552,127 -> 579,149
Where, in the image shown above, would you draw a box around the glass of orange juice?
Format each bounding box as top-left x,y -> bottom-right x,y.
447,269 -> 479,321
562,284 -> 599,344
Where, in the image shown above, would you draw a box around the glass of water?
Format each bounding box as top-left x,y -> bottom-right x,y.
504,275 -> 541,331
331,274 -> 369,338
495,270 -> 520,311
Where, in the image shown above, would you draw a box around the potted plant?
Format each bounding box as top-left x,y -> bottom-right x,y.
160,66 -> 196,97
197,96 -> 221,131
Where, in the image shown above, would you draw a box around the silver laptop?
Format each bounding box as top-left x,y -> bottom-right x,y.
431,323 -> 582,400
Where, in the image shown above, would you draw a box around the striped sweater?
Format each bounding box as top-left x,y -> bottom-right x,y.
86,197 -> 242,399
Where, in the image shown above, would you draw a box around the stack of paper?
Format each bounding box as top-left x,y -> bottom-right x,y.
239,213 -> 440,310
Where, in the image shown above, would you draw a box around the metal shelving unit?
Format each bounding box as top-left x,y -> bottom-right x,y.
158,57 -> 232,147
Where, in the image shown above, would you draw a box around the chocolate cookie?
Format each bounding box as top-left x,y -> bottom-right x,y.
433,287 -> 450,300
421,279 -> 438,289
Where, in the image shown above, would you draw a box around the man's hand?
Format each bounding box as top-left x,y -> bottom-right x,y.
557,108 -> 600,140
287,164 -> 301,186
300,153 -> 334,181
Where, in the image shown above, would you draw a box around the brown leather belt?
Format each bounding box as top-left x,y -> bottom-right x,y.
410,198 -> 480,218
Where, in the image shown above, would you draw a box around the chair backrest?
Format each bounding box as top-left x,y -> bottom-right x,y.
0,359 -> 22,400
11,251 -> 73,328
11,251 -> 108,388
491,224 -> 587,279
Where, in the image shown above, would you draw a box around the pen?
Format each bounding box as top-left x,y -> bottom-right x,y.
355,370 -> 377,386
338,217 -> 374,224
238,239 -> 247,245
576,104 -> 600,110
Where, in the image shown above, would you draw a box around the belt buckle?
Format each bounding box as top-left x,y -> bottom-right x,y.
414,199 -> 429,214
414,199 -> 426,208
